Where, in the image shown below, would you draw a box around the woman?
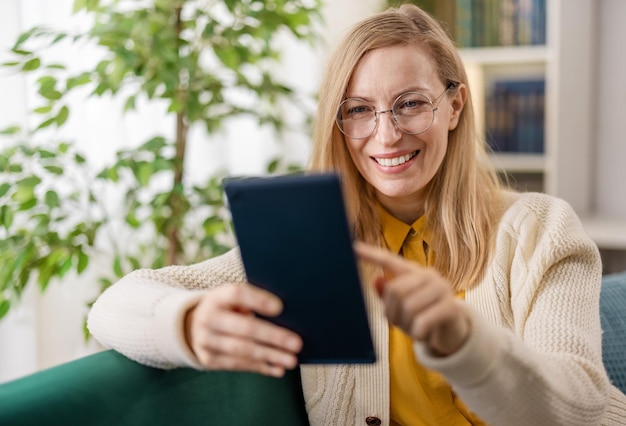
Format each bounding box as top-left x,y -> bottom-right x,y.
88,4 -> 626,425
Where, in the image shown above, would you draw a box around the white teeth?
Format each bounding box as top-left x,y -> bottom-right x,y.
374,151 -> 417,167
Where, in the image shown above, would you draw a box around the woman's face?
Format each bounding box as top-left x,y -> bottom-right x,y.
343,43 -> 464,222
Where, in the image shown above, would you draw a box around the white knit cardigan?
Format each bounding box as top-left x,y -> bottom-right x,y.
88,191 -> 626,425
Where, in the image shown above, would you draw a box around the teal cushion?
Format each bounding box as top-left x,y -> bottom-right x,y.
600,272 -> 626,394
0,349 -> 309,426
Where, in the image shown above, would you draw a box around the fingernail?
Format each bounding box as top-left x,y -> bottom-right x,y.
266,298 -> 281,313
270,367 -> 285,378
287,336 -> 302,352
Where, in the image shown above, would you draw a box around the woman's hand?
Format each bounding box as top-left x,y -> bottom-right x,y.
354,241 -> 472,357
184,285 -> 303,377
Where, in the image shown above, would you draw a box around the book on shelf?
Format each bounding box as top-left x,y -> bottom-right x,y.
416,0 -> 546,47
485,79 -> 545,154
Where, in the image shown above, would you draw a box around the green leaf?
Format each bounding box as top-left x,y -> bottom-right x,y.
140,136 -> 167,152
77,251 -> 89,274
56,106 -> 69,126
83,319 -> 91,342
99,167 -> 119,182
126,212 -> 141,228
39,88 -> 62,101
66,73 -> 92,90
267,158 -> 280,173
127,256 -> 140,270
215,48 -> 239,70
33,106 -> 53,114
113,256 -> 123,278
14,28 -> 37,49
73,0 -> 87,13
11,185 -> 35,203
22,57 -> 41,71
38,149 -> 55,158
73,0 -> 100,12
46,63 -> 66,70
18,199 -> 38,211
0,183 -> 10,198
37,75 -> 57,89
11,48 -> 32,56
0,125 -> 21,135
36,117 -> 57,130
37,267 -> 53,291
45,190 -> 60,209
51,34 -> 67,45
98,277 -> 113,291
123,95 -> 136,112
135,162 -> 153,187
74,153 -> 86,164
0,299 -> 10,320
44,165 -> 64,175
1,205 -> 14,228
58,257 -> 73,277
17,176 -> 42,188
167,99 -> 183,113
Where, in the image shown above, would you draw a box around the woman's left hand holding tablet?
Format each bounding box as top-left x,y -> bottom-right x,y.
184,285 -> 303,377
354,241 -> 472,357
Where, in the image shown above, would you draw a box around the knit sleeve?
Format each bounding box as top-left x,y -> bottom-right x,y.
87,248 -> 247,369
416,193 -> 613,426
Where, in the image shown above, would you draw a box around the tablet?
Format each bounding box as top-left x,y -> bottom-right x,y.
223,173 -> 376,364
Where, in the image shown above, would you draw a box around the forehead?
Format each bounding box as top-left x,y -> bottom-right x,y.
347,43 -> 440,98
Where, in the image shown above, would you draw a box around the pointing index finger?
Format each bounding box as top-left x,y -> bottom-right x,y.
353,241 -> 413,275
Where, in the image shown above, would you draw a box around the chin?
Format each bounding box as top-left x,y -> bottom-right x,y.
374,181 -> 423,200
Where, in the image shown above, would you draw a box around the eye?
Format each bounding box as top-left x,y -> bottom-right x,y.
347,105 -> 371,115
395,93 -> 430,115
400,99 -> 424,109
340,100 -> 374,119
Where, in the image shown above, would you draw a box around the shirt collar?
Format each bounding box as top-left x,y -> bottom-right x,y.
377,203 -> 431,255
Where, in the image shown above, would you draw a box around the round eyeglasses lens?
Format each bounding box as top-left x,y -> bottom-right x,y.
336,99 -> 377,139
391,92 -> 435,135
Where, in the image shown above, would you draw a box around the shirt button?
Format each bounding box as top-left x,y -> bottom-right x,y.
365,416 -> 382,426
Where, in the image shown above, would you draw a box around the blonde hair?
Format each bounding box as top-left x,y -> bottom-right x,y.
308,4 -> 502,290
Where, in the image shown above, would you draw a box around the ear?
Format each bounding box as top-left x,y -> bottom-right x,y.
448,83 -> 467,131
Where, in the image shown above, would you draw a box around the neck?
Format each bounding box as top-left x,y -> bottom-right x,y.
376,193 -> 424,225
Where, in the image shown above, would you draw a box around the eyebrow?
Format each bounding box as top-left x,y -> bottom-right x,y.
346,85 -> 433,102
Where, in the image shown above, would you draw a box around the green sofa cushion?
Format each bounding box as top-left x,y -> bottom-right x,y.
0,349 -> 309,426
600,271 -> 626,394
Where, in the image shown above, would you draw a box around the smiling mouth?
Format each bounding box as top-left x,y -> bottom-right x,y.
373,151 -> 418,167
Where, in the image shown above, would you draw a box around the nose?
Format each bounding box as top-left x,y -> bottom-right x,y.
373,109 -> 401,146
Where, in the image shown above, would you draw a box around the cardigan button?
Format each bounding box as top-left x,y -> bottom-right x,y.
365,416 -> 382,426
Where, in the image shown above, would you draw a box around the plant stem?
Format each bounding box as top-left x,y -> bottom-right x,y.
166,5 -> 188,266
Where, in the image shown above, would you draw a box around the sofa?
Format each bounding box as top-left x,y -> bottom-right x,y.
1,272 -> 625,426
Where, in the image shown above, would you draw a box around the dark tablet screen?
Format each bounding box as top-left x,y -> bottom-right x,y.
223,173 -> 376,364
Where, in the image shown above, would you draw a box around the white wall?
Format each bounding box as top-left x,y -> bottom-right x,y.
0,0 -> 384,383
595,0 -> 626,217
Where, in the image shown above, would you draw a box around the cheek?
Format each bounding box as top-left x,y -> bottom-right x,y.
345,138 -> 368,163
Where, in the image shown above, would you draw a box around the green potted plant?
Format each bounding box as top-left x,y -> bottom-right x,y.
0,0 -> 322,329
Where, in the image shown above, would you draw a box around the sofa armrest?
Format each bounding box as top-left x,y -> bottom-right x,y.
0,349 -> 309,426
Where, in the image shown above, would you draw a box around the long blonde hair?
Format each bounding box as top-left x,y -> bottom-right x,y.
308,4 -> 502,290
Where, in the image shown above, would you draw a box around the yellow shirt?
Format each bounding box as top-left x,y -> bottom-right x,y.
378,206 -> 486,426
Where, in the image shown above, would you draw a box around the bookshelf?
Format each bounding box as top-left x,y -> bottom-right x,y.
417,0 -> 626,268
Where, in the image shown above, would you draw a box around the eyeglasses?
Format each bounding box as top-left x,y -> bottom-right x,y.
336,82 -> 457,139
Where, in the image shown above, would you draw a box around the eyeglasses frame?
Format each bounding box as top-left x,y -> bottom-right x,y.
336,81 -> 459,140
